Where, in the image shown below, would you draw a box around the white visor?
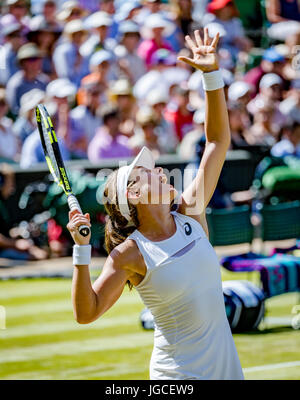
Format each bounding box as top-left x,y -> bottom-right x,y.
116,146 -> 155,221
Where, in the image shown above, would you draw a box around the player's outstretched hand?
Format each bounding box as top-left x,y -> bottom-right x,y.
178,28 -> 219,72
67,209 -> 91,246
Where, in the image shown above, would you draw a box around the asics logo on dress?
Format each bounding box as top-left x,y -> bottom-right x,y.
184,222 -> 192,236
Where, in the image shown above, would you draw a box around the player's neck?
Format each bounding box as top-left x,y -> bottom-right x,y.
137,205 -> 176,241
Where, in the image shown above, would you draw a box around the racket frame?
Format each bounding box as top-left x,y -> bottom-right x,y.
36,104 -> 90,237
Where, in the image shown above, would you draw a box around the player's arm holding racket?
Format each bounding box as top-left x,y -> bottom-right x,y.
177,29 -> 231,231
68,211 -> 138,324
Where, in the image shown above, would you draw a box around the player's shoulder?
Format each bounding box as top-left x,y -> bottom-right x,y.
109,238 -> 143,269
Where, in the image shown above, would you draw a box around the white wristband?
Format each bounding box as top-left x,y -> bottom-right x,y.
202,70 -> 224,91
73,244 -> 91,266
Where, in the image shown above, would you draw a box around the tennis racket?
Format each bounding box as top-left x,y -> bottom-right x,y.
35,104 -> 90,237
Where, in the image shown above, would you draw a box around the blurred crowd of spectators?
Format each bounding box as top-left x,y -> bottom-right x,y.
0,0 -> 300,260
0,0 -> 299,169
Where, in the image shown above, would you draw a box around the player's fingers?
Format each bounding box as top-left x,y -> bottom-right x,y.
204,27 -> 209,46
211,32 -> 220,49
194,30 -> 203,47
177,56 -> 195,67
71,215 -> 91,227
69,209 -> 80,220
185,35 -> 197,52
84,213 -> 90,221
66,221 -> 77,233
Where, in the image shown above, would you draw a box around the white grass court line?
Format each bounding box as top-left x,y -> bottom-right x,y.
244,360 -> 300,373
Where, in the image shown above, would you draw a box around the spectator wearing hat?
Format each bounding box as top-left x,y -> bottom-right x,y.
13,88 -> 45,143
146,88 -> 178,153
136,0 -> 183,52
247,73 -> 287,135
227,81 -> 253,130
56,0 -> 87,24
164,84 -> 194,142
0,89 -> 19,163
178,106 -> 205,160
87,104 -> 133,162
114,20 -> 146,84
1,0 -> 31,38
271,121 -> 300,158
129,106 -> 162,157
6,42 -> 49,116
108,79 -> 137,137
115,1 -> 142,25
203,0 -> 252,59
0,23 -> 25,85
69,82 -> 103,156
46,78 -> 87,158
80,11 -> 115,59
137,13 -> 175,68
20,79 -> 74,168
53,19 -> 89,88
101,0 -> 124,39
27,19 -> 62,79
244,47 -> 288,95
257,73 -> 284,103
77,49 -> 115,105
228,81 -> 253,106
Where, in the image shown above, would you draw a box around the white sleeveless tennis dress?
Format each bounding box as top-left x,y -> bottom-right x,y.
128,211 -> 244,380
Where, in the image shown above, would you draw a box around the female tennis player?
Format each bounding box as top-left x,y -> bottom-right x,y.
67,28 -> 244,380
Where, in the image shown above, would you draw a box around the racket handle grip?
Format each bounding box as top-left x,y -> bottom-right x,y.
68,195 -> 90,237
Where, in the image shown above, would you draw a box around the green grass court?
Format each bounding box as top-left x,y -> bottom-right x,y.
0,270 -> 299,380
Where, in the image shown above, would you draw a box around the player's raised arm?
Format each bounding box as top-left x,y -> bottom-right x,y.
177,28 -> 231,222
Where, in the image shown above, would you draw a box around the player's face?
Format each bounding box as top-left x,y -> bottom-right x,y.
128,166 -> 177,206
